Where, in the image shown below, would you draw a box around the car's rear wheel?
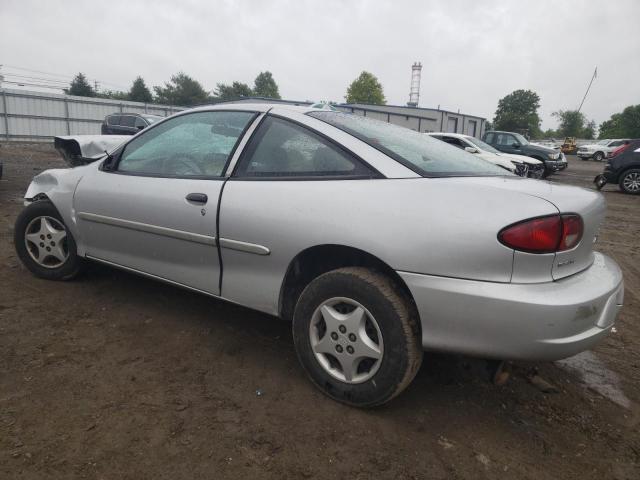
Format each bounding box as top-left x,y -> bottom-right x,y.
292,267 -> 422,407
593,152 -> 604,162
619,169 -> 640,195
14,200 -> 83,280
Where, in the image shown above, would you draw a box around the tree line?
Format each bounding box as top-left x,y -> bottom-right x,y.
64,71 -> 281,106
65,70 -> 639,139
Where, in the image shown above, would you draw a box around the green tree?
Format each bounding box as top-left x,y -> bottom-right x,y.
153,72 -> 208,106
65,73 -> 95,97
552,110 -> 584,137
214,81 -> 253,101
97,90 -> 128,100
583,120 -> 596,140
599,105 -> 640,138
493,89 -> 541,137
345,71 -> 386,105
253,71 -> 281,99
128,76 -> 153,103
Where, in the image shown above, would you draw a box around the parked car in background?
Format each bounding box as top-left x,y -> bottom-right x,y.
482,130 -> 567,176
15,104 -> 623,407
594,139 -> 640,194
578,139 -> 629,162
101,113 -> 163,135
427,132 -> 545,178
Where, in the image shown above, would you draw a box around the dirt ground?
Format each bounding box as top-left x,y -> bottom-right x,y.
1,144 -> 638,480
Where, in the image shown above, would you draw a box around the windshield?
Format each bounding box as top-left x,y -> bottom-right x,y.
309,112 -> 511,177
466,137 -> 501,154
143,115 -> 162,124
513,133 -> 529,145
597,140 -> 609,145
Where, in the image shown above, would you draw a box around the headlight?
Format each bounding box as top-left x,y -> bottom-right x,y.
548,152 -> 560,160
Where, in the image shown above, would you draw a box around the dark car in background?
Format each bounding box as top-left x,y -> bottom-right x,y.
595,139 -> 640,194
101,113 -> 163,135
482,130 -> 567,177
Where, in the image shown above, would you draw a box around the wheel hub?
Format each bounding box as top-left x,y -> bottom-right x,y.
24,216 -> 69,268
309,297 -> 384,384
623,173 -> 640,192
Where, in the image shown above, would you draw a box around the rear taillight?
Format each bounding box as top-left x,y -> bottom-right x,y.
608,143 -> 630,158
498,214 -> 583,253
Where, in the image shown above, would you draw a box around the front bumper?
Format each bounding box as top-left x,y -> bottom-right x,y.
398,252 -> 623,361
545,158 -> 565,172
577,151 -> 594,158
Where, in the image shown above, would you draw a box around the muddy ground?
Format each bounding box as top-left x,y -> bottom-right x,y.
0,144 -> 638,479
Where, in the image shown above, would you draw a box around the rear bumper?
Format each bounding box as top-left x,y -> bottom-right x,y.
398,252 -> 623,361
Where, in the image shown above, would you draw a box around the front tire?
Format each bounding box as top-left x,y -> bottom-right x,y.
619,169 -> 640,195
292,267 -> 422,407
593,152 -> 604,162
14,200 -> 83,280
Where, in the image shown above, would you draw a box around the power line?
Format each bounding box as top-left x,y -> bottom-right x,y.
1,64 -> 129,91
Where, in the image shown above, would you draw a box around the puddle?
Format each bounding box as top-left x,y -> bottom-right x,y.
557,351 -> 631,409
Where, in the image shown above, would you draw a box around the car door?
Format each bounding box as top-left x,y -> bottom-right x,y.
119,115 -> 137,135
218,113 -> 379,313
74,109 -> 259,295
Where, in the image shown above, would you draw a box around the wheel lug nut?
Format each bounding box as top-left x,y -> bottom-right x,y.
346,346 -> 354,354
50,241 -> 55,246
335,345 -> 343,353
47,234 -> 52,239
348,333 -> 356,342
39,242 -> 44,247
46,246 -> 51,251
330,332 -> 338,341
40,235 -> 44,240
339,325 -> 346,333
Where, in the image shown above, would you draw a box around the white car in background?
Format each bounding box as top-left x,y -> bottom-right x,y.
427,133 -> 545,179
577,139 -> 629,162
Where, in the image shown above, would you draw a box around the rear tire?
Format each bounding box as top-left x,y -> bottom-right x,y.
619,169 -> 640,195
14,200 -> 83,280
292,267 -> 422,407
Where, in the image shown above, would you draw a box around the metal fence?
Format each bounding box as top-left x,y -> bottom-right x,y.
0,88 -> 185,142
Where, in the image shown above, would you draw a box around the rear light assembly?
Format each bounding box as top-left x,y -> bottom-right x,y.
498,214 -> 583,253
608,143 -> 631,158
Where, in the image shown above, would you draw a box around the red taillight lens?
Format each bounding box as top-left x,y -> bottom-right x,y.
609,143 -> 630,158
498,214 -> 583,253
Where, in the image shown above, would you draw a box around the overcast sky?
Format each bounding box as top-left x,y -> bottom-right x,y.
1,0 -> 638,128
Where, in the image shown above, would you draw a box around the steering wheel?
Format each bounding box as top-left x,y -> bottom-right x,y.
166,153 -> 204,176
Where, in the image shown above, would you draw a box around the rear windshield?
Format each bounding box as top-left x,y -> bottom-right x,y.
308,112 -> 510,177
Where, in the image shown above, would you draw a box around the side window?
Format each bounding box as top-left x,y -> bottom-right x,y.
485,133 -> 494,143
117,111 -> 256,177
442,137 -> 465,149
121,116 -> 136,128
496,134 -> 516,146
108,115 -> 121,126
609,140 -> 623,147
235,116 -> 373,178
134,117 -> 147,129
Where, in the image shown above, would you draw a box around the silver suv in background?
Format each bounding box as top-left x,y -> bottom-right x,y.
101,113 -> 163,135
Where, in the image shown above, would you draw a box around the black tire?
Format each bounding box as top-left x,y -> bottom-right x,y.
292,267 -> 422,407
14,200 -> 83,280
593,152 -> 604,162
619,169 -> 640,195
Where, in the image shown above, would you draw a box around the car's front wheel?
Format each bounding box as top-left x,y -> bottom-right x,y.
292,267 -> 422,407
619,169 -> 640,195
593,152 -> 604,162
14,200 -> 83,280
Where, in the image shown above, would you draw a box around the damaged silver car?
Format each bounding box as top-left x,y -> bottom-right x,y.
15,104 -> 624,406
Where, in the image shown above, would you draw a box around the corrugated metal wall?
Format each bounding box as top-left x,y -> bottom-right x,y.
0,88 -> 185,141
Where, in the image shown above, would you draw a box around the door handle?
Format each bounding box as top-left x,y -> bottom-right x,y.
186,193 -> 208,204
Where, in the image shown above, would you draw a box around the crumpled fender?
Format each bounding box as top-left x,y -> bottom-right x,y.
24,166 -> 91,250
54,135 -> 128,167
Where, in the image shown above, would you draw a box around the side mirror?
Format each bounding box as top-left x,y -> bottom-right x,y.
464,146 -> 479,154
512,142 -> 520,148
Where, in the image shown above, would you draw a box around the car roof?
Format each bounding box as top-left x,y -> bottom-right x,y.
427,132 -> 471,139
187,103 -> 319,114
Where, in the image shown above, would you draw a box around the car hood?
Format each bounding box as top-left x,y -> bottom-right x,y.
579,143 -> 603,150
54,135 -> 128,167
525,143 -> 557,154
494,152 -> 543,165
476,152 -> 516,170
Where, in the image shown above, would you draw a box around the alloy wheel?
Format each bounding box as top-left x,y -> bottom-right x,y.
623,172 -> 640,193
24,216 -> 69,268
309,297 -> 384,384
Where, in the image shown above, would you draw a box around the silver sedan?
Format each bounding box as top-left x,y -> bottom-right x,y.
15,104 -> 624,406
